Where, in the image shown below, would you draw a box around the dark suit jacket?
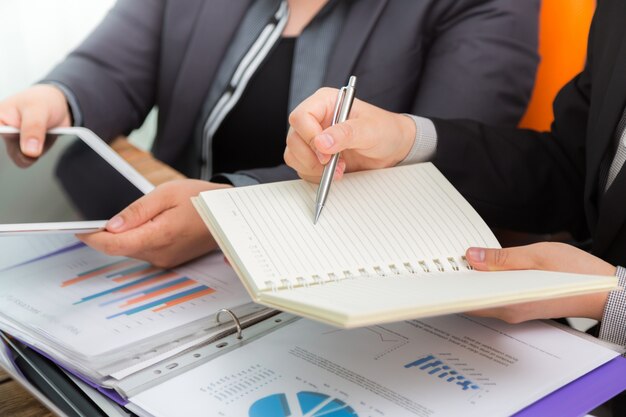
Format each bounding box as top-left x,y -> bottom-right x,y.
46,0 -> 538,182
432,0 -> 626,266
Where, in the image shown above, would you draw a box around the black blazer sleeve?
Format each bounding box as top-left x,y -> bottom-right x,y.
432,24 -> 595,238
412,0 -> 539,126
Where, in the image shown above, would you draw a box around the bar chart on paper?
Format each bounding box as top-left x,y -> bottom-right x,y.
62,256 -> 219,320
0,243 -> 253,356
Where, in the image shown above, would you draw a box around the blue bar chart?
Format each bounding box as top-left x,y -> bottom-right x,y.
0,243 -> 253,356
62,258 -> 217,319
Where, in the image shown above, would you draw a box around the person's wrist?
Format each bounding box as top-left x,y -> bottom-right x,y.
390,112 -> 416,165
585,264 -> 617,320
587,291 -> 612,321
36,84 -> 71,126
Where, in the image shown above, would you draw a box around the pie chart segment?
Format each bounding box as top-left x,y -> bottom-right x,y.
249,391 -> 359,417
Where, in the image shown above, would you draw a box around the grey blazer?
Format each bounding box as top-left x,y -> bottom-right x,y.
46,0 -> 539,182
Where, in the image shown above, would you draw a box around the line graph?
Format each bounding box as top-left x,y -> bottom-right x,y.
322,326 -> 409,360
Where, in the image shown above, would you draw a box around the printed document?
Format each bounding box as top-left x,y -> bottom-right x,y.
130,315 -> 617,417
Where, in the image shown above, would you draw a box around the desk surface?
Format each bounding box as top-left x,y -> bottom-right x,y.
0,362 -> 56,417
0,137 -> 185,417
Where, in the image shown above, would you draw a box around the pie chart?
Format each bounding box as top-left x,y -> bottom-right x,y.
249,391 -> 358,417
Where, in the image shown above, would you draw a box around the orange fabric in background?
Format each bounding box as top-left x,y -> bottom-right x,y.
518,0 -> 595,131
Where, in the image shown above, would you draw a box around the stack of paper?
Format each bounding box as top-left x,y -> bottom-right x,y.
1,236 -> 625,416
0,239 -> 266,385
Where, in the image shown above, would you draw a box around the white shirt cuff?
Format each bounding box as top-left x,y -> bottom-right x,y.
397,114 -> 438,165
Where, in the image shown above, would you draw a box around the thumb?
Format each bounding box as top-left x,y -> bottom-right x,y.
19,105 -> 49,157
106,189 -> 173,233
465,247 -> 536,271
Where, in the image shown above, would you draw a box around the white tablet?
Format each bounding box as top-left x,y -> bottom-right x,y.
0,126 -> 154,234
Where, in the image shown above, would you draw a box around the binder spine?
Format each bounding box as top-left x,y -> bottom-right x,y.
115,311 -> 295,398
267,255 -> 473,292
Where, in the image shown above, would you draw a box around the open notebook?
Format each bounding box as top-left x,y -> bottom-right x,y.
193,163 -> 617,328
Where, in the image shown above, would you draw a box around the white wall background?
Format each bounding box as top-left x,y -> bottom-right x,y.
0,0 -> 115,98
0,0 -> 156,147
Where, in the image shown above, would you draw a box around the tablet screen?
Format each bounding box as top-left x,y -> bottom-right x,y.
0,132 -> 144,224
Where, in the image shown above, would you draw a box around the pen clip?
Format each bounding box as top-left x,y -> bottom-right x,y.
331,87 -> 348,126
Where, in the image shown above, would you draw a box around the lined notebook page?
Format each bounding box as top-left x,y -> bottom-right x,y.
200,163 -> 500,292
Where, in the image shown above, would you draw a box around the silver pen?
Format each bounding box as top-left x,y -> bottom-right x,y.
313,76 -> 357,224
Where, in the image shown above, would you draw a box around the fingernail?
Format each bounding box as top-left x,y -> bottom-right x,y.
107,216 -> 124,231
467,247 -> 486,263
314,150 -> 326,164
334,160 -> 346,179
317,133 -> 334,149
25,138 -> 39,154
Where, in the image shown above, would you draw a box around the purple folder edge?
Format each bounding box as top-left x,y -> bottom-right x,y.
513,356 -> 626,417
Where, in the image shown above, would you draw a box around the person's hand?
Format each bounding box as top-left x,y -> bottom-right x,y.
464,242 -> 616,323
78,179 -> 231,268
1,134 -> 58,169
0,84 -> 71,157
284,87 -> 416,183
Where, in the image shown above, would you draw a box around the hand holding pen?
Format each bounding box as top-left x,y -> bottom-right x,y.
284,82 -> 418,219
313,76 -> 357,224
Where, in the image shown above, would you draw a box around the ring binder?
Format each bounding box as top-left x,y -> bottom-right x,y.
115,312 -> 295,398
216,309 -> 243,340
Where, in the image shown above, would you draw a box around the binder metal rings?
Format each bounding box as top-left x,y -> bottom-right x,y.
216,309 -> 243,340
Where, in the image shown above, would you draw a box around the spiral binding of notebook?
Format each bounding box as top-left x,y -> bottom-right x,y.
265,256 -> 473,292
